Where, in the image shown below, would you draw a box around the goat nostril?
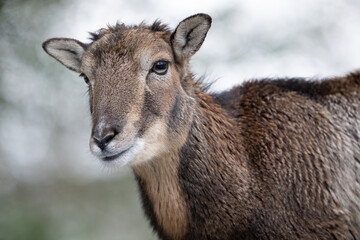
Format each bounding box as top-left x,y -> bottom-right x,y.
93,131 -> 116,150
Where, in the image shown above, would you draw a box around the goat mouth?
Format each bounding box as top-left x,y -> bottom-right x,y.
102,146 -> 132,162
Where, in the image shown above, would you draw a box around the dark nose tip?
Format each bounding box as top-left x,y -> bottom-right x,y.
93,131 -> 116,151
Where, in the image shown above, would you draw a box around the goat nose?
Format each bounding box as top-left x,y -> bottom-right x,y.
93,131 -> 116,151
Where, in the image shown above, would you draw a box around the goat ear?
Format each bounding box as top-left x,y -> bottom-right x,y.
42,38 -> 86,73
171,13 -> 212,62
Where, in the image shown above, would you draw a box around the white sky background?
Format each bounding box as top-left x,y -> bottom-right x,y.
2,0 -> 360,183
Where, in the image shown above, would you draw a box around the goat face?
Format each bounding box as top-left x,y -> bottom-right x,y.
42,14 -> 211,167
83,28 -> 185,167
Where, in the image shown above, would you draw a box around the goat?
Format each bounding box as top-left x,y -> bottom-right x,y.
42,13 -> 360,240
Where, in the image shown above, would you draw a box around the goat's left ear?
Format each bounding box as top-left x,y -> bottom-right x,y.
171,13 -> 212,63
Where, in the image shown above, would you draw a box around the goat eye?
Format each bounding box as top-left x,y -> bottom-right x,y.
152,61 -> 169,75
80,73 -> 90,85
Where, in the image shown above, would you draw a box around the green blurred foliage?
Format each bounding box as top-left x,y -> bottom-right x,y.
0,202 -> 48,240
0,175 -> 155,240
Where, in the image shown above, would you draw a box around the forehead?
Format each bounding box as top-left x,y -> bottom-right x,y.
83,25 -> 172,66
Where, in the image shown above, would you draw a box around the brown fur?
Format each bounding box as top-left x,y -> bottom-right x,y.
133,153 -> 188,239
42,14 -> 360,240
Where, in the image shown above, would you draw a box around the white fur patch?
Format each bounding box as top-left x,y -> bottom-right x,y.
96,120 -> 168,168
129,121 -> 168,166
102,139 -> 145,167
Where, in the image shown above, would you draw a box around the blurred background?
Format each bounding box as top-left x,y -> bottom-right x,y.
0,0 -> 360,239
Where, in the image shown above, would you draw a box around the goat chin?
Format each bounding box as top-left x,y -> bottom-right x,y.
98,138 -> 145,167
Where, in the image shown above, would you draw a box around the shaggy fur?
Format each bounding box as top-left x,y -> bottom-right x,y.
174,75 -> 360,239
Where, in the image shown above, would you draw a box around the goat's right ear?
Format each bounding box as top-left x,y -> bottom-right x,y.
171,13 -> 212,63
42,38 -> 86,73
